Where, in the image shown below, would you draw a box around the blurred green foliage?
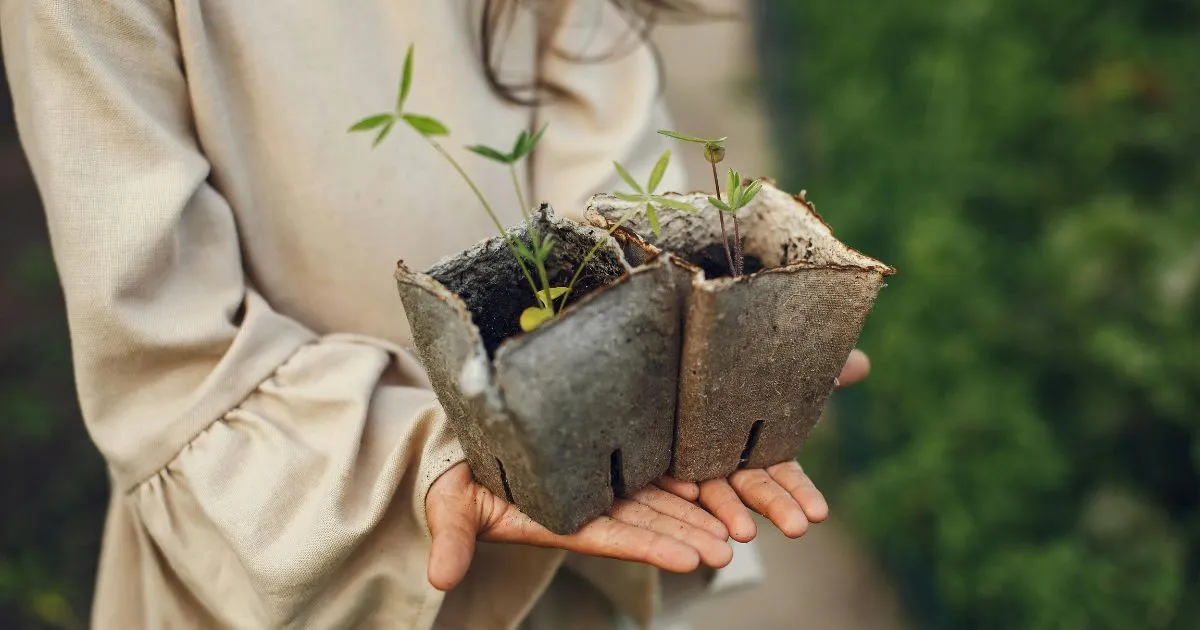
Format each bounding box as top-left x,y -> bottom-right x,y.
755,0 -> 1200,628
1,228 -> 106,628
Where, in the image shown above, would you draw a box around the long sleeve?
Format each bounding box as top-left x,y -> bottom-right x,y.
0,1 -> 464,627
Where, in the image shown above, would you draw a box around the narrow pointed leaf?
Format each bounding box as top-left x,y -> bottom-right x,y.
524,124 -> 549,156
647,150 -> 671,194
537,287 -> 570,306
709,196 -> 734,213
466,144 -> 512,163
402,114 -> 449,137
520,306 -> 554,332
349,113 -> 394,132
512,130 -> 529,156
613,192 -> 645,203
741,179 -> 763,206
726,169 -> 740,201
646,205 -> 662,237
652,196 -> 697,213
513,241 -> 536,262
535,234 -> 556,258
372,120 -> 395,147
398,45 -> 415,110
657,129 -> 708,144
613,161 -> 644,193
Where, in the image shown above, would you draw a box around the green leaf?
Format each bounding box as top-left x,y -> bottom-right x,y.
513,240 -> 536,263
657,129 -> 708,144
372,120 -> 395,147
536,286 -> 570,308
520,306 -> 554,331
402,113 -> 450,137
613,161 -> 644,194
510,130 -> 528,156
349,113 -> 394,132
740,179 -> 763,207
709,195 -> 734,213
398,44 -> 415,111
534,233 -> 556,258
646,205 -> 662,237
467,144 -> 512,163
647,150 -> 671,194
523,124 -> 549,157
613,192 -> 646,203
652,196 -> 697,213
726,169 -> 741,202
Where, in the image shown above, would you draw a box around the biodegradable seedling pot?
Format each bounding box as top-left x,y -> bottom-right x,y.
587,181 -> 895,482
395,206 -> 691,534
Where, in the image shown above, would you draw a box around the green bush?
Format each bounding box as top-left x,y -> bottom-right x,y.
0,214 -> 106,628
753,1 -> 1200,628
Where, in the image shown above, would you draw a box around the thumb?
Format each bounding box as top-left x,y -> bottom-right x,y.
426,464 -> 480,591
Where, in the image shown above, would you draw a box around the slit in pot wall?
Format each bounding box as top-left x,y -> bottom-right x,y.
738,420 -> 765,469
496,458 -> 515,504
610,449 -> 626,497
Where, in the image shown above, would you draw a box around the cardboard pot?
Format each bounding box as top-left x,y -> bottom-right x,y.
395,206 -> 690,534
587,182 -> 895,482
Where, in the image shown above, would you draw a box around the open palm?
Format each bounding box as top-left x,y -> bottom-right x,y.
426,464 -> 733,591
426,349 -> 871,589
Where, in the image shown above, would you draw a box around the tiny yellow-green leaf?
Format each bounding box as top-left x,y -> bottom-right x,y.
652,196 -> 697,213
520,306 -> 554,331
403,113 -> 449,137
613,161 -> 644,194
372,120 -> 395,147
709,195 -> 734,213
467,144 -> 511,163
398,44 -> 415,111
349,113 -> 394,132
647,149 -> 671,194
535,286 -> 569,308
657,129 -> 707,144
646,205 -> 662,237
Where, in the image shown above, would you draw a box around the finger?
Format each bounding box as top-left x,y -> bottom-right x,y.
631,485 -> 728,540
483,509 -> 702,573
837,349 -> 871,389
607,499 -> 733,568
729,468 -> 809,538
655,476 -> 701,502
698,478 -> 757,543
426,465 -> 481,591
768,461 -> 829,523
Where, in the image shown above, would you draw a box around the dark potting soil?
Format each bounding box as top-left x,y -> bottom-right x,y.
428,218 -> 627,357
685,242 -> 764,279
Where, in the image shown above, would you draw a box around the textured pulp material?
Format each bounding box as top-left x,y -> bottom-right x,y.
587,182 -> 895,481
395,206 -> 688,533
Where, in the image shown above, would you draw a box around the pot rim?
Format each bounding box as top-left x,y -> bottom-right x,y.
395,213 -> 677,363
588,180 -> 897,281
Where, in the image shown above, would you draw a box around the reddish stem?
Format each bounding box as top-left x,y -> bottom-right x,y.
733,216 -> 744,276
711,161 -> 736,277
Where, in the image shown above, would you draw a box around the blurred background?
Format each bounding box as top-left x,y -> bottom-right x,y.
2,0 -> 1198,628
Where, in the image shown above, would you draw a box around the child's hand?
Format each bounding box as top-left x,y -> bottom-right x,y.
425,465 -> 732,591
693,349 -> 871,541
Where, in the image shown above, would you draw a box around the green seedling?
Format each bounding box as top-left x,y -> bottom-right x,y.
465,126 -> 565,330
467,126 -> 547,216
351,45 -> 601,333
612,150 -> 698,237
554,150 -> 690,313
657,130 -> 762,277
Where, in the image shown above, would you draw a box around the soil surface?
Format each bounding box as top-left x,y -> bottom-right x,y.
427,214 -> 626,356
